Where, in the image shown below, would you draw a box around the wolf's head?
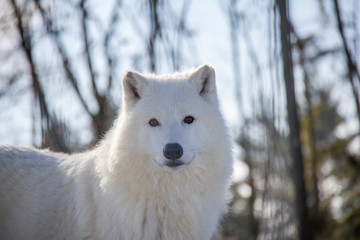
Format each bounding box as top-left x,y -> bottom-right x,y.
117,64 -> 229,172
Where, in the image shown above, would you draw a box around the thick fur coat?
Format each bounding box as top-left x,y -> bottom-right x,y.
0,64 -> 233,240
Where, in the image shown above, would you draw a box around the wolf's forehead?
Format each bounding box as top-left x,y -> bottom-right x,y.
141,80 -> 198,112
149,79 -> 195,99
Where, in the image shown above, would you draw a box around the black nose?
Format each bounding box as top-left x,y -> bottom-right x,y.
163,143 -> 183,160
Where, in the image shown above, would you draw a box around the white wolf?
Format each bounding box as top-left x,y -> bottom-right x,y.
0,64 -> 233,240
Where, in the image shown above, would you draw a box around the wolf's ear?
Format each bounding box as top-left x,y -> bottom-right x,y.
122,71 -> 148,108
190,64 -> 217,102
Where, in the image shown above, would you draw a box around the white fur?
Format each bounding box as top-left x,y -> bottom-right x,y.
0,65 -> 233,240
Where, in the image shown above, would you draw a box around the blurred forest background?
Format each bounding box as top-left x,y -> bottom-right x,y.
0,0 -> 359,239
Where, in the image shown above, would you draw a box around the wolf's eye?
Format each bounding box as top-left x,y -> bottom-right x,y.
183,116 -> 194,124
149,118 -> 160,127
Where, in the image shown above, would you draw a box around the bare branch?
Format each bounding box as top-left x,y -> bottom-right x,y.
104,0 -> 122,92
79,0 -> 100,98
333,0 -> 360,82
148,0 -> 162,72
9,0 -> 69,152
33,0 -> 96,121
334,0 -> 360,129
9,0 -> 47,142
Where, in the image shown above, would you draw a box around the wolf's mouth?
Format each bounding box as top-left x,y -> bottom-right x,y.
165,160 -> 184,168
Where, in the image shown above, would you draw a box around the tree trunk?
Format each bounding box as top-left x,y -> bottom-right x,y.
277,0 -> 312,239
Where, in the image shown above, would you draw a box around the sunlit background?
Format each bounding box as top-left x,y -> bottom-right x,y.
0,0 -> 359,239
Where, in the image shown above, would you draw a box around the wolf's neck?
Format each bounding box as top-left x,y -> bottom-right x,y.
95,161 -> 213,240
